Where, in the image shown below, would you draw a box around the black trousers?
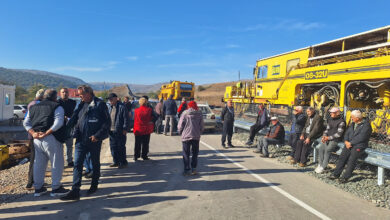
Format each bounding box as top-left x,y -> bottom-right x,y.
288,133 -> 300,157
333,147 -> 364,179
134,134 -> 150,159
109,131 -> 127,165
27,139 -> 35,185
221,121 -> 234,145
294,133 -> 312,164
249,124 -> 264,142
182,139 -> 200,171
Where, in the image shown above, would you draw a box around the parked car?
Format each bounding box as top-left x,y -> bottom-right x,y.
13,105 -> 27,119
197,103 -> 217,132
129,100 -> 159,130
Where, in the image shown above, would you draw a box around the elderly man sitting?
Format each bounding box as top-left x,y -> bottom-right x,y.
315,107 -> 346,174
329,110 -> 372,183
253,116 -> 285,158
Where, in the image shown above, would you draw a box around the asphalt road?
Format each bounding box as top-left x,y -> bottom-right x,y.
0,132 -> 389,220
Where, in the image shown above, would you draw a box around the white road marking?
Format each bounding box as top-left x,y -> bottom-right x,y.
200,140 -> 332,220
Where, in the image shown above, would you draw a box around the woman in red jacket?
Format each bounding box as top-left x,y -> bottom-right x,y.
133,97 -> 155,161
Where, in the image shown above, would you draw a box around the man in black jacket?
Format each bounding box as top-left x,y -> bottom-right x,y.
107,93 -> 130,169
58,88 -> 77,167
245,103 -> 269,146
287,106 -> 306,160
163,95 -> 178,136
221,100 -> 235,148
292,107 -> 324,167
61,85 -> 110,201
315,107 -> 345,174
329,110 -> 372,183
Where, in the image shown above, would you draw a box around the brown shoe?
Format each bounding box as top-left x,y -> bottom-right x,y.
298,163 -> 306,167
286,156 -> 293,160
290,160 -> 297,165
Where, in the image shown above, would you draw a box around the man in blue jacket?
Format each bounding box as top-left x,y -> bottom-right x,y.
61,85 -> 110,201
163,95 -> 178,136
107,93 -> 130,169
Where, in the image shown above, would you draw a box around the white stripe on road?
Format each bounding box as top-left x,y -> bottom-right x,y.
200,140 -> 332,220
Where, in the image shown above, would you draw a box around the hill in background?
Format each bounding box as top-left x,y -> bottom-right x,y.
89,82 -> 166,93
195,81 -> 234,107
0,67 -> 86,89
195,80 -> 251,107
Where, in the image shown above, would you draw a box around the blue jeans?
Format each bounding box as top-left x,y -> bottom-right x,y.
84,152 -> 92,173
109,131 -> 127,165
182,140 -> 200,171
73,141 -> 102,192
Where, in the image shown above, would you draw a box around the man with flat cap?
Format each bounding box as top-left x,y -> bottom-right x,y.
254,116 -> 285,158
107,93 -> 130,169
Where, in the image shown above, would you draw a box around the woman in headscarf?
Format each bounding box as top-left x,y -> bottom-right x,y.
178,101 -> 204,176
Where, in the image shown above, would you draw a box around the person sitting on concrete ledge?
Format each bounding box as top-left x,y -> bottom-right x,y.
328,110 -> 372,183
253,116 -> 285,158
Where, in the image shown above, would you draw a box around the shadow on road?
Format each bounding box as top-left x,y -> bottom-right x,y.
0,149 -> 284,219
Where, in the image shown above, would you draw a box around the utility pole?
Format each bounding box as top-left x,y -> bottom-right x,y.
238,71 -> 240,81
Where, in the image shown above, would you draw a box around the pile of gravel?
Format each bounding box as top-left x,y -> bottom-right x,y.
232,131 -> 390,209
0,162 -> 53,205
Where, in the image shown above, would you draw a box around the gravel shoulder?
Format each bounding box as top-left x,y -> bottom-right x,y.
232,131 -> 390,210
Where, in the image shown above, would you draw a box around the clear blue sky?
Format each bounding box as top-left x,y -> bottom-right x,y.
0,0 -> 388,85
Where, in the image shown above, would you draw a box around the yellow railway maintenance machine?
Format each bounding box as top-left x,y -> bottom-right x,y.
158,81 -> 195,101
224,25 -> 390,136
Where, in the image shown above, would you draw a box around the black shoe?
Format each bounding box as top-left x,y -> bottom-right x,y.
86,185 -> 98,195
338,178 -> 348,184
60,190 -> 80,201
34,186 -> 48,197
67,162 -> 74,167
183,170 -> 191,176
134,158 -> 139,162
328,174 -> 339,180
85,172 -> 93,179
26,182 -> 33,189
260,154 -> 269,158
222,143 -> 226,148
109,163 -> 119,167
228,144 -> 234,148
118,164 -> 127,169
50,186 -> 69,197
245,140 -> 253,145
142,157 -> 150,161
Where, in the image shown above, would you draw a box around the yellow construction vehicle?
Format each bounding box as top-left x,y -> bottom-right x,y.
224,25 -> 390,136
158,81 -> 195,100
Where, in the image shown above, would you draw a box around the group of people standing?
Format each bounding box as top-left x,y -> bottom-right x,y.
23,87 -> 205,201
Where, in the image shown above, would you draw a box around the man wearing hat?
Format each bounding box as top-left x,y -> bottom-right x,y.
107,93 -> 130,169
315,107 -> 346,173
254,116 -> 285,158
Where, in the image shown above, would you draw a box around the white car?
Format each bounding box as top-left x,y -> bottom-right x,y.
198,103 -> 217,132
13,105 -> 27,119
